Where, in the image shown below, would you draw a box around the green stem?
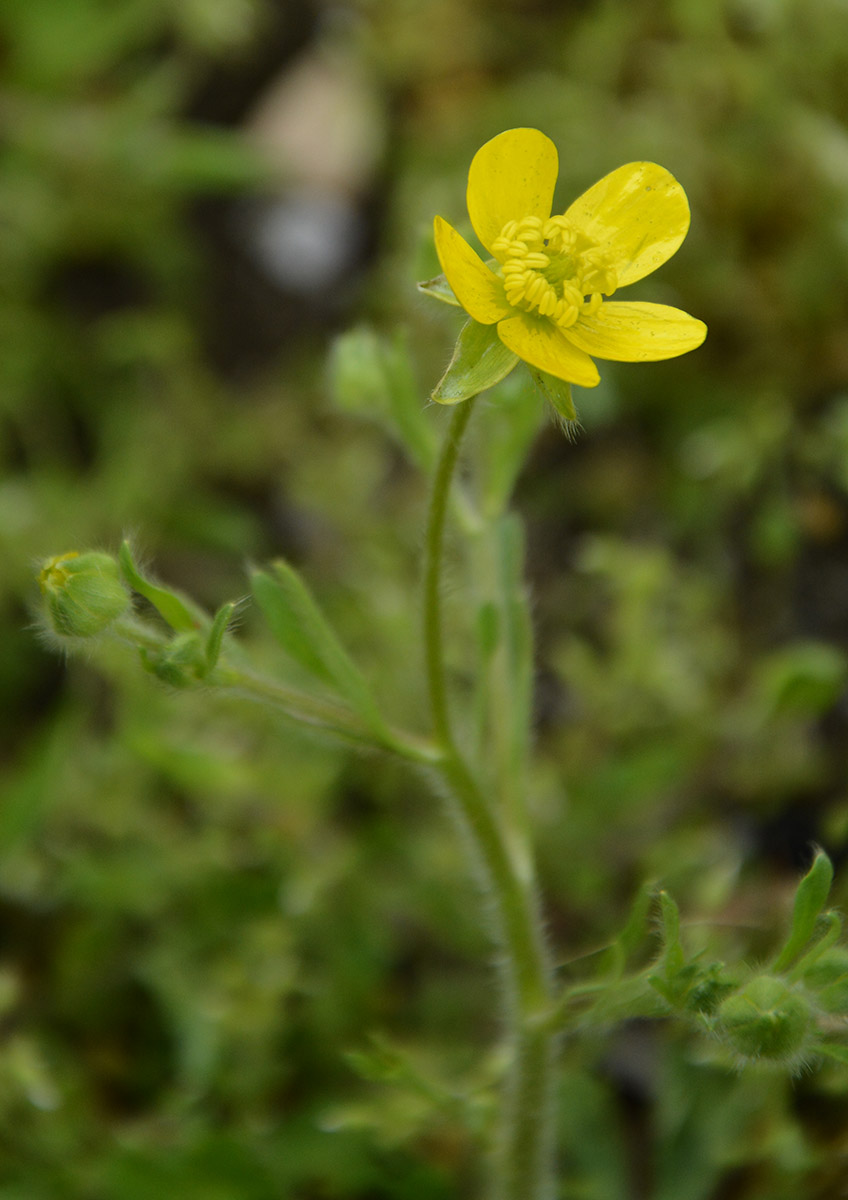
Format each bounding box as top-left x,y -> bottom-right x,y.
422,401 -> 556,1200
424,399 -> 477,746
110,617 -> 438,765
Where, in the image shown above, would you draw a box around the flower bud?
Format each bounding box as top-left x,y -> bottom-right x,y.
141,632 -> 206,687
716,976 -> 812,1061
39,551 -> 130,639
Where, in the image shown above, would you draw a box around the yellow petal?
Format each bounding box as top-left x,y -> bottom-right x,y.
467,128 -> 558,256
434,216 -> 511,325
565,301 -> 707,361
565,163 -> 691,286
497,314 -> 600,387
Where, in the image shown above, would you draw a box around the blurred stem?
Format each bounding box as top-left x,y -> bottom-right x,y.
110,616 -> 439,764
422,401 -> 556,1200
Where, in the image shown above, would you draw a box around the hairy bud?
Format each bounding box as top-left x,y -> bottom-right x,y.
716,976 -> 812,1062
39,551 -> 130,639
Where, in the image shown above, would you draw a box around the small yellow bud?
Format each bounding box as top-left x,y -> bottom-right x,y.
716,976 -> 811,1061
39,551 -> 130,638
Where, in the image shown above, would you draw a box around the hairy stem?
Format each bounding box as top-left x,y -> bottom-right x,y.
422,401 -> 557,1200
110,617 -> 438,763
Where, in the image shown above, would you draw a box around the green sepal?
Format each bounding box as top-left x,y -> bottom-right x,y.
251,562 -> 387,734
417,273 -> 461,306
528,366 -> 578,424
773,849 -> 834,971
432,320 -> 518,404
205,601 -> 236,674
119,541 -> 202,633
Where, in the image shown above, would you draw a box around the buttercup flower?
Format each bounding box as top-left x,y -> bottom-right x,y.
433,128 -> 706,393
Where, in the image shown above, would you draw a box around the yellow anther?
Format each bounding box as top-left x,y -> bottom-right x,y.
582,293 -> 603,316
496,211 -> 616,326
524,276 -> 547,304
538,290 -> 557,317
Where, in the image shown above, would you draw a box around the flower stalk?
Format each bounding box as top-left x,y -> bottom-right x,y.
422,401 -> 556,1200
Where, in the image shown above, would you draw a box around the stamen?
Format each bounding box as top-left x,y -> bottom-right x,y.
495,212 -> 617,328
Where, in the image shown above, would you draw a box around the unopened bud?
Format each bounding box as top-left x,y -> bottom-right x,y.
141,632 -> 206,687
716,976 -> 811,1061
39,551 -> 130,638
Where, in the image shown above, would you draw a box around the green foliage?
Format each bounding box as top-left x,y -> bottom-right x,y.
774,849 -> 835,971
119,541 -> 205,634
7,0 -> 848,1195
328,327 -> 438,471
251,561 -> 388,736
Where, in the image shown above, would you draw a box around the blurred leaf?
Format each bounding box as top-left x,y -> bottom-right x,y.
756,642 -> 848,718
328,326 -> 437,469
476,371 -> 542,517
251,561 -> 386,734
773,850 -> 834,972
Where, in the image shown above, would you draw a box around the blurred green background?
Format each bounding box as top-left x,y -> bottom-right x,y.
3,0 -> 848,1196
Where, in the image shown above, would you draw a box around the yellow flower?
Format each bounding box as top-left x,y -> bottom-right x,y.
434,128 -> 706,390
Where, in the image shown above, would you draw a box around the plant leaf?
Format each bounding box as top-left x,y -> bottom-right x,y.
252,562 -> 386,734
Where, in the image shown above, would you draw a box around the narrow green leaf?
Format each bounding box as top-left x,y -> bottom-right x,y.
251,562 -> 386,733
119,540 -> 202,632
432,320 -> 518,404
252,565 -> 337,683
618,881 -> 657,960
774,850 -> 834,971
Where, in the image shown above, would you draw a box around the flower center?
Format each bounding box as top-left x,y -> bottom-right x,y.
491,215 -> 617,329
39,551 -> 79,593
